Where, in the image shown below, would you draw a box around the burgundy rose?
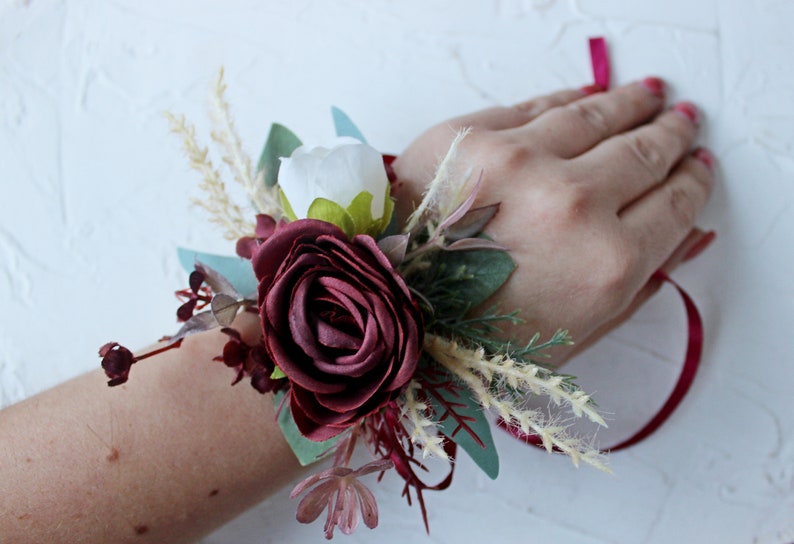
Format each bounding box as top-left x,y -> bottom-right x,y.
252,219 -> 422,441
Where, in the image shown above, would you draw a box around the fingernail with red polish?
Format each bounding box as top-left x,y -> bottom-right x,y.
684,230 -> 717,261
580,83 -> 605,96
641,77 -> 665,98
673,101 -> 700,125
693,147 -> 716,172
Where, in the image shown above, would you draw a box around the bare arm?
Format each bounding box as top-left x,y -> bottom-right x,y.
0,312 -> 300,543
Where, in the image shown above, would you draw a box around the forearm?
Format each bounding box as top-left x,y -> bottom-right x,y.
0,313 -> 301,543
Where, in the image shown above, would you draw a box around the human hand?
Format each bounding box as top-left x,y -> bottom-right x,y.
392,79 -> 715,362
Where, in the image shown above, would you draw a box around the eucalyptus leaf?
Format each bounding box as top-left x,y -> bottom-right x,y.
274,391 -> 339,466
177,248 -> 258,299
433,244 -> 516,308
424,368 -> 499,479
258,123 -> 302,188
331,106 -> 367,143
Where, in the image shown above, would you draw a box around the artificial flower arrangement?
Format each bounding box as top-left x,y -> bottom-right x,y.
99,69 -> 612,540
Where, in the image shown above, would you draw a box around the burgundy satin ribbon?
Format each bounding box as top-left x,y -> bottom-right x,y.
499,271 -> 703,452
499,39 -> 704,452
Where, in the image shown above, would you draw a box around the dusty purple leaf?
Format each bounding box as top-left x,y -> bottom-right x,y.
445,203 -> 500,241
376,234 -> 409,267
169,311 -> 218,343
435,171 -> 483,234
195,261 -> 240,298
444,238 -> 508,252
211,293 -> 241,327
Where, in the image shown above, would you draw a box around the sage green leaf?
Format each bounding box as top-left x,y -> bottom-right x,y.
279,187 -> 299,221
434,245 -> 516,308
346,191 -> 375,234
424,368 -> 499,479
307,198 -> 355,237
377,194 -> 395,236
274,391 -> 339,466
258,123 -> 302,188
331,106 -> 367,143
177,248 -> 258,299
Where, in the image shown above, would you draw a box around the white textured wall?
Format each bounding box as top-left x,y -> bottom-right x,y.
2,1 -> 793,543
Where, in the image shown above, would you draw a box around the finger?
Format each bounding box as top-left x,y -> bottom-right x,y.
518,78 -> 667,158
574,102 -> 700,210
620,149 -> 716,278
445,87 -> 594,132
565,227 -> 715,361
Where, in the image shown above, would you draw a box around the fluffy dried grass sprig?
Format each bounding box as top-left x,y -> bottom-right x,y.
399,380 -> 448,460
209,68 -> 281,217
403,128 -> 472,234
165,111 -> 253,240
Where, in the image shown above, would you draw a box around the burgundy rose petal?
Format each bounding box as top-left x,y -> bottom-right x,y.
253,219 -> 423,440
236,236 -> 258,259
315,319 -> 361,351
254,214 -> 277,239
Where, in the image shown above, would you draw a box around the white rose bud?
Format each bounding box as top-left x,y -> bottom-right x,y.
277,137 -> 392,236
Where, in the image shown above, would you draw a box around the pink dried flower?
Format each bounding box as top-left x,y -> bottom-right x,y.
290,459 -> 393,539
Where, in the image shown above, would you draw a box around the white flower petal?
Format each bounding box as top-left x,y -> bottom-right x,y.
277,136 -> 389,222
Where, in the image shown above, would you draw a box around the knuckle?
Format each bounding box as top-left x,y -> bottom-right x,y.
593,244 -> 637,305
489,139 -> 535,170
622,132 -> 668,181
527,170 -> 594,225
513,99 -> 540,116
567,101 -> 611,138
668,185 -> 699,227
688,156 -> 716,194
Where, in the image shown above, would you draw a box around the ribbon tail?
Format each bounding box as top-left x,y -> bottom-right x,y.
589,36 -> 611,91
499,271 -> 704,453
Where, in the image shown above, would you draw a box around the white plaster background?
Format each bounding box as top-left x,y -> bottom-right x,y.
1,0 -> 793,542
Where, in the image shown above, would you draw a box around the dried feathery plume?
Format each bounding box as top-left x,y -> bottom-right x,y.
424,334 -> 610,472
165,111 -> 254,240
209,67 -> 282,217
403,128 -> 472,234
473,350 -> 605,426
399,380 -> 448,460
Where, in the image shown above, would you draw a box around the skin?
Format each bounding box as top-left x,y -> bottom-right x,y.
0,79 -> 714,542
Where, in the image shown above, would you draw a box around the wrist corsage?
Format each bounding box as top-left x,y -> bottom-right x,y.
100,70 -> 611,539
